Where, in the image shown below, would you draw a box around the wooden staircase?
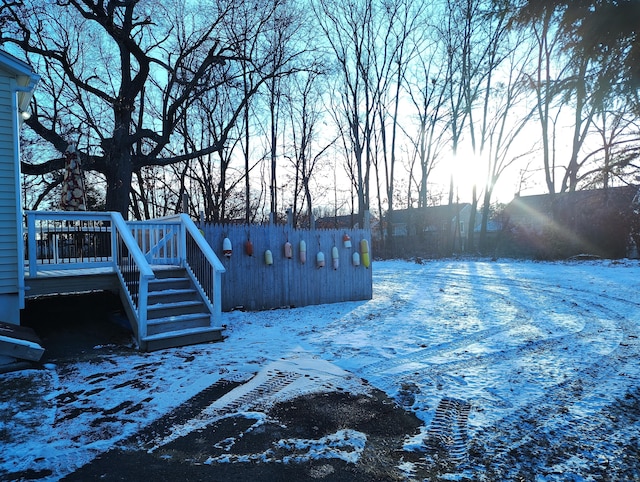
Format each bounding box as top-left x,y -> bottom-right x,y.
24,211 -> 226,352
140,267 -> 224,351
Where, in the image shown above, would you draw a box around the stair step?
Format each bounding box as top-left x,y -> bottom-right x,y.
148,287 -> 196,295
148,277 -> 191,292
146,312 -> 211,335
147,299 -> 205,319
142,326 -> 224,351
151,267 -> 188,279
148,288 -> 198,304
129,267 -> 222,350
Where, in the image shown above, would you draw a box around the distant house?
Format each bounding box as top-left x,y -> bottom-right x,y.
315,214 -> 360,230
0,50 -> 39,324
315,212 -> 374,231
389,204 -> 472,236
503,186 -> 640,259
383,204 -> 472,254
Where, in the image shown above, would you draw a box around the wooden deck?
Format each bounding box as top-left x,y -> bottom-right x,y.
23,264 -> 185,298
22,211 -> 226,351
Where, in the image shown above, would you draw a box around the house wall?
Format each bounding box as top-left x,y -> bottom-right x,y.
502,188 -> 639,259
0,71 -> 21,323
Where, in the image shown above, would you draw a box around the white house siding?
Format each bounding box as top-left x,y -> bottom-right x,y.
0,72 -> 20,322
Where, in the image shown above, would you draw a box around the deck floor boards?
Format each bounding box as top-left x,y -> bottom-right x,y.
23,263 -> 182,298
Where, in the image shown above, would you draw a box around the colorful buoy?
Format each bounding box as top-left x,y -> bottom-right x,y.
245,238 -> 254,256
299,240 -> 307,264
223,237 -> 232,257
316,251 -> 325,268
352,251 -> 360,266
284,241 -> 293,259
332,246 -> 339,270
343,233 -> 352,249
360,239 -> 370,268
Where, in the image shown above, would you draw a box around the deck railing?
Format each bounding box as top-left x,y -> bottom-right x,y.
148,214 -> 226,323
24,210 -> 114,275
127,219 -> 181,265
24,210 -> 225,341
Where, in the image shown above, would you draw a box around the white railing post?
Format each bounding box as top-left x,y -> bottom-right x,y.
26,211 -> 37,277
213,269 -> 223,326
178,218 -> 188,267
138,276 -> 149,339
110,218 -> 119,269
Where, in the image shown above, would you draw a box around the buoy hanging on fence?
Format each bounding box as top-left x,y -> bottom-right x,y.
245,238 -> 254,256
343,233 -> 352,248
299,240 -> 307,264
352,251 -> 360,266
360,239 -> 370,268
316,250 -> 325,268
264,249 -> 273,265
284,241 -> 293,259
332,246 -> 339,270
223,237 -> 232,257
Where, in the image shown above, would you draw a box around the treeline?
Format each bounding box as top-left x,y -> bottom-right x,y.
3,0 -> 639,254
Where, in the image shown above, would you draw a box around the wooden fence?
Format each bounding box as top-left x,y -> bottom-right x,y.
199,221 -> 373,312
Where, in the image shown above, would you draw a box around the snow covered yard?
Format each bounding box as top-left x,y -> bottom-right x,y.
2,259 -> 640,481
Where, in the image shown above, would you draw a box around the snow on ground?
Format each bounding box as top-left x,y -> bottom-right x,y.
2,258 -> 640,481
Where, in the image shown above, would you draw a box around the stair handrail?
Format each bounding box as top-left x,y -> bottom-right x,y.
154,213 -> 225,325
110,212 -> 154,340
179,213 -> 225,272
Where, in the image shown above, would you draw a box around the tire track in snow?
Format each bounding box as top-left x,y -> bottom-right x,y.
465,335 -> 640,479
363,294 -> 619,380
425,397 -> 472,462
340,274 -> 557,371
358,281 -> 617,405
462,279 -> 640,473
356,266 -> 640,465
147,368 -> 303,451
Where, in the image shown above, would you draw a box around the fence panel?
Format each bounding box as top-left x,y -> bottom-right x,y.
200,223 -> 373,311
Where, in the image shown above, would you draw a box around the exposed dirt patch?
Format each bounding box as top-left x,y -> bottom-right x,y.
62,388 -> 425,481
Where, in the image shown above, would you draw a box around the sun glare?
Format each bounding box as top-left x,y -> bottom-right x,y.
433,146 -> 525,206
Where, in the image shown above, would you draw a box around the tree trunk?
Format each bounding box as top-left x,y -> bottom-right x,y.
467,184 -> 477,253
479,188 -> 492,254
105,151 -> 133,218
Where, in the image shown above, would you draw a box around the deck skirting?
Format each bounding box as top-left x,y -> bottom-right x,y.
24,269 -> 119,298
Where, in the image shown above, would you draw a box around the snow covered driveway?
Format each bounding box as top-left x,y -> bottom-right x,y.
2,259 -> 640,481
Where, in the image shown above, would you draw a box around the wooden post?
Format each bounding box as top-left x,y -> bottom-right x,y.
181,192 -> 189,214
286,208 -> 293,228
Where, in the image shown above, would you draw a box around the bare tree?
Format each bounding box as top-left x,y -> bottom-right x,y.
525,4 -> 565,195
313,0 -> 377,228
1,0 -> 287,217
371,0 -> 427,247
573,98 -> 640,189
478,60 -> 537,252
285,67 -> 338,226
462,2 -> 520,251
263,0 -> 308,217
512,0 -> 637,196
403,33 -> 451,210
434,0 -> 482,253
